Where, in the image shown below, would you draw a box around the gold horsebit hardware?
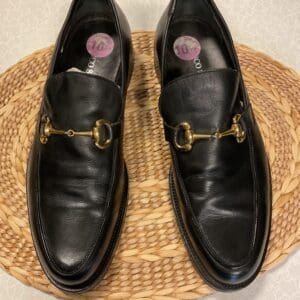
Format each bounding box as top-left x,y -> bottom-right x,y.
40,116 -> 113,150
175,114 -> 246,152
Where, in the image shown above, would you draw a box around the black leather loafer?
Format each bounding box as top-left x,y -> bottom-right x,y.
27,0 -> 133,293
156,0 -> 271,291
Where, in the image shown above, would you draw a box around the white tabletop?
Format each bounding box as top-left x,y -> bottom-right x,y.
0,1 -> 299,299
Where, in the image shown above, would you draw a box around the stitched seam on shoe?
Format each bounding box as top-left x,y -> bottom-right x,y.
246,114 -> 266,255
244,114 -> 259,251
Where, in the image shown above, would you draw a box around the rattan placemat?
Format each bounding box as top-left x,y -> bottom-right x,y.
0,32 -> 299,299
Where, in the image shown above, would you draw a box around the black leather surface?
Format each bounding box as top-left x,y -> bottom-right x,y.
27,0 -> 132,292
156,0 -> 272,290
40,72 -> 121,272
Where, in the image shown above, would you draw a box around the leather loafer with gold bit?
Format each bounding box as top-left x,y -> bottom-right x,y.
27,0 -> 133,292
155,0 -> 272,291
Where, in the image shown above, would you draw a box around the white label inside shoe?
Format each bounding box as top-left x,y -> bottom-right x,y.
86,33 -> 114,58
173,36 -> 201,61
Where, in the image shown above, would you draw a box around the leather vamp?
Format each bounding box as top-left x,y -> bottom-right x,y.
38,72 -> 122,274
160,69 -> 256,267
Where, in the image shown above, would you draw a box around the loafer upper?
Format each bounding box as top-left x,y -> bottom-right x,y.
156,0 -> 272,290
38,72 -> 122,277
27,0 -> 132,292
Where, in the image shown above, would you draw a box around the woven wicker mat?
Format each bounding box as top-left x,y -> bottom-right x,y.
0,31 -> 299,300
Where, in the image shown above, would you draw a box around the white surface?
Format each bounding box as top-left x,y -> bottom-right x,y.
0,0 -> 299,299
0,0 -> 300,73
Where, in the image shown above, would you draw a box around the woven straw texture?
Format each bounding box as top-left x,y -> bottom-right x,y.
0,32 -> 299,300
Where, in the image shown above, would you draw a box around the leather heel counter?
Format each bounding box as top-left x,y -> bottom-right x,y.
113,0 -> 133,89
155,0 -> 175,83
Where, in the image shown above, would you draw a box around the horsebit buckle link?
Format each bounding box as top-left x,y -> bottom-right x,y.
40,116 -> 113,150
174,114 -> 246,152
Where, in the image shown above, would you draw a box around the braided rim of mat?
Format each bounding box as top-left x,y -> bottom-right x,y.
0,32 -> 299,300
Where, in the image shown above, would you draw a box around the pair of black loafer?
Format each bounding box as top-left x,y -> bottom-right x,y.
27,0 -> 271,293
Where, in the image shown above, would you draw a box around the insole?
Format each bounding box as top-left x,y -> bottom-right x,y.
58,17 -> 121,82
165,19 -> 232,83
